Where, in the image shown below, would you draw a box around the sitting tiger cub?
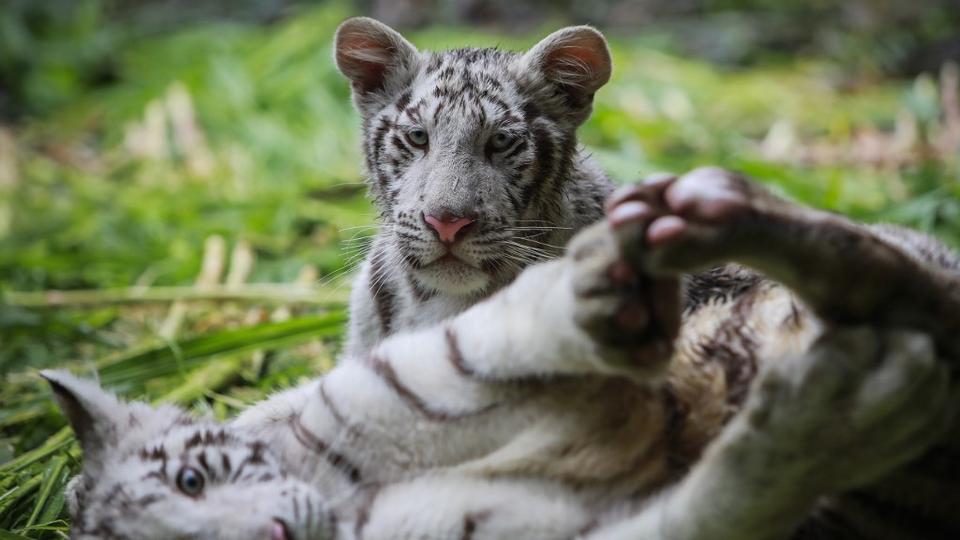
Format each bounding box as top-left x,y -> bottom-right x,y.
336,17 -> 615,356
46,168 -> 957,539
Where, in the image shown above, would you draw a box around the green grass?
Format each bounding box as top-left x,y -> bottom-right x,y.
1,4 -> 959,536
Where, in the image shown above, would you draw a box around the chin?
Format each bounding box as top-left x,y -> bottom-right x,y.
413,259 -> 491,296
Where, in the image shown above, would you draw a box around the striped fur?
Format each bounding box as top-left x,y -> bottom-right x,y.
42,373 -> 334,539
46,168 -> 960,539
337,18 -> 614,357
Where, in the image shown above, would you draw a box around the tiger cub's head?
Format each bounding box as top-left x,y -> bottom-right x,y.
42,371 -> 332,540
335,17 -> 612,296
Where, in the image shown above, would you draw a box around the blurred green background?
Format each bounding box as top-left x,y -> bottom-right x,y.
0,0 -> 958,535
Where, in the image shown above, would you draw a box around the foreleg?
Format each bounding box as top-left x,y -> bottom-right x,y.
239,242 -> 677,487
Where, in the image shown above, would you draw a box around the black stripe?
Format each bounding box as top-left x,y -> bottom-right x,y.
319,380 -> 349,427
184,429 -> 229,449
538,134 -> 576,222
660,383 -> 692,472
460,512 -> 489,540
476,88 -> 508,111
197,451 -> 213,479
521,123 -> 556,209
230,441 -> 268,482
522,101 -> 541,123
683,265 -> 764,312
438,65 -> 456,80
426,54 -> 443,74
505,182 -> 524,214
390,134 -> 413,159
288,414 -> 362,484
369,354 -> 496,422
353,485 -> 383,539
445,326 -> 479,378
404,98 -> 425,123
133,493 -> 164,507
370,354 -> 456,421
368,117 -> 393,203
502,139 -> 528,162
693,283 -> 761,407
407,272 -> 436,302
394,89 -> 412,112
368,248 -> 395,335
318,380 -> 368,443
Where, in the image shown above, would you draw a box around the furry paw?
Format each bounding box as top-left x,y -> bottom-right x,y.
608,168 -> 752,240
566,216 -> 680,380
737,326 -> 952,494
565,169 -> 751,378
604,167 -> 793,276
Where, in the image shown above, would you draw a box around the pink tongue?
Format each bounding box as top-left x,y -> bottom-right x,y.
271,521 -> 290,540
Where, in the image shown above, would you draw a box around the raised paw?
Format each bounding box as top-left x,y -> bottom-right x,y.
609,168 -> 753,240
566,218 -> 680,380
737,326 -> 953,495
604,168 -> 951,333
604,167 -> 800,277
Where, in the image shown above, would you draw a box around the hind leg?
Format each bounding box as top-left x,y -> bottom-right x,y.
586,326 -> 953,540
607,168 -> 960,354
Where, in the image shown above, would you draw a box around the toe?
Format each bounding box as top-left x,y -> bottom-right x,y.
665,167 -> 750,223
605,173 -> 676,212
646,215 -> 687,245
606,184 -> 645,211
609,201 -> 658,228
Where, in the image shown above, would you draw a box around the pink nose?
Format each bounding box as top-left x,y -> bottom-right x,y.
424,213 -> 475,244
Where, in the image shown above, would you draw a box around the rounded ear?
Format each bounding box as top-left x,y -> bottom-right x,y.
41,370 -> 127,462
334,17 -> 419,96
522,26 -> 612,101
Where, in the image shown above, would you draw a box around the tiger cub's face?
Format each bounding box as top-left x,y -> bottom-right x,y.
42,371 -> 332,540
334,17 -> 611,296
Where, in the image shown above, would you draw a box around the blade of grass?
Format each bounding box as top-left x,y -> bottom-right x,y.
0,474 -> 42,519
24,457 -> 67,529
0,431 -> 72,476
3,284 -> 351,308
96,310 -> 347,388
158,356 -> 245,404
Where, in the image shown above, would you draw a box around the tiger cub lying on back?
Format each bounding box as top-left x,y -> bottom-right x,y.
46,168 -> 958,539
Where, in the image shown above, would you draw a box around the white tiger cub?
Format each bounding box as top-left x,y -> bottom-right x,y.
337,17 -> 615,356
45,168 -> 954,539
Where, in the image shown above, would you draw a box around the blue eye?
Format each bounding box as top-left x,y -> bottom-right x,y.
490,131 -> 514,151
176,466 -> 205,496
406,127 -> 429,147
